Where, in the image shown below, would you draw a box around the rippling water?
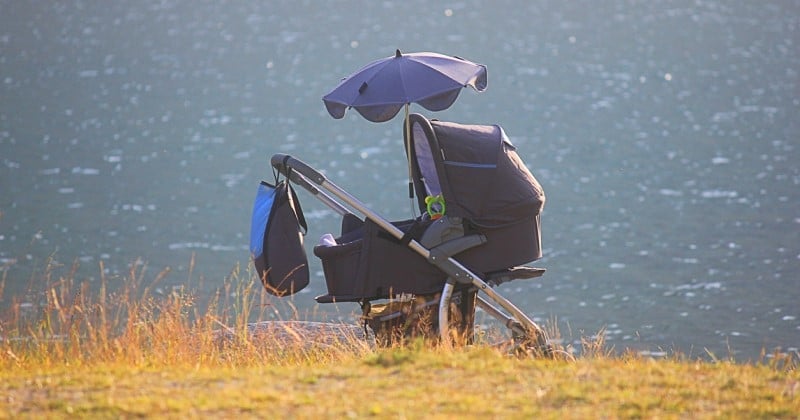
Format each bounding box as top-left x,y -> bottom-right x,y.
1,1 -> 798,359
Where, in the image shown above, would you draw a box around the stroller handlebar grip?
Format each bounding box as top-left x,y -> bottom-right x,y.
271,154 -> 327,185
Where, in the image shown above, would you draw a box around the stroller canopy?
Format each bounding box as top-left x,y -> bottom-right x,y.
407,114 -> 545,227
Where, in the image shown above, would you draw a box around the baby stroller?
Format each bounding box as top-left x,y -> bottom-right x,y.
269,113 -> 548,350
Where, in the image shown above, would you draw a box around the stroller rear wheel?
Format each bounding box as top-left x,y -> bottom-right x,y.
361,288 -> 477,347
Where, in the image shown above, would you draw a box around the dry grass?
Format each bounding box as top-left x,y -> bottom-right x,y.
0,256 -> 372,369
0,257 -> 798,418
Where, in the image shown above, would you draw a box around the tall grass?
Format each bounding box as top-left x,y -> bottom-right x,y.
2,256 -> 796,371
0,254 -> 582,372
0,257 -> 372,369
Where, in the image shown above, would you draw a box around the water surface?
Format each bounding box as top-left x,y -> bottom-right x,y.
1,1 -> 798,359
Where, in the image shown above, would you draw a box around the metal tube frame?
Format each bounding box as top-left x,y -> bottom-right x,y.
438,281 -> 455,343
271,154 -> 547,346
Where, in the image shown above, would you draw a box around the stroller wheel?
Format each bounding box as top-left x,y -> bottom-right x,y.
362,289 -> 477,347
508,322 -> 555,358
510,332 -> 575,360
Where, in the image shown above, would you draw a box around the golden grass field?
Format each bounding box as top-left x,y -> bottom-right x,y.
1,258 -> 798,418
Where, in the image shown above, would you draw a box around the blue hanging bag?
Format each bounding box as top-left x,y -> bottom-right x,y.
249,170 -> 309,296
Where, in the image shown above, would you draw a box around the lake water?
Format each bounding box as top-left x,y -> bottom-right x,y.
1,1 -> 798,360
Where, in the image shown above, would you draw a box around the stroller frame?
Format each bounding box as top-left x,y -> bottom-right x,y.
270,151 -> 549,349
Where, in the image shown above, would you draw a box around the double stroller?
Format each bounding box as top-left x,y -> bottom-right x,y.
268,113 -> 548,350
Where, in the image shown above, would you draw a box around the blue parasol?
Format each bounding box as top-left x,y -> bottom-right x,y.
323,49 -> 487,123
322,50 -> 487,207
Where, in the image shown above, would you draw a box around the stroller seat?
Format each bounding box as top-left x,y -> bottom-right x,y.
313,113 -> 546,304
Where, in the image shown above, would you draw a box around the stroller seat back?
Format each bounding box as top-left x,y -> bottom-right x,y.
407,113 -> 545,229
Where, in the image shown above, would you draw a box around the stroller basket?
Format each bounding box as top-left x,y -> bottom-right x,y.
363,288 -> 477,346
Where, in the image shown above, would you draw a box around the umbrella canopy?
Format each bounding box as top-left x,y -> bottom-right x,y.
323,50 -> 487,123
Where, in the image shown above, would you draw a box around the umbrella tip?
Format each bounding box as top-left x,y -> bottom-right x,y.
395,49 -> 402,58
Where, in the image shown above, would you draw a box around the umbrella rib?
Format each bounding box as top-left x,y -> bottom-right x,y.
397,59 -> 410,105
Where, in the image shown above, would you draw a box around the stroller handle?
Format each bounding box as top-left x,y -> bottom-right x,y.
271,154 -> 327,185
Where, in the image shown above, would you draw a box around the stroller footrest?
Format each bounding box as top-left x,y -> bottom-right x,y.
486,266 -> 546,287
315,294 -> 365,304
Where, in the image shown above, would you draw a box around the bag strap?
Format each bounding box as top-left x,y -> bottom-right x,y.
287,183 -> 308,235
273,155 -> 307,234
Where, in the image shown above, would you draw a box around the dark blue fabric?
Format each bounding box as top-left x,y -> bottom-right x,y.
322,50 -> 487,123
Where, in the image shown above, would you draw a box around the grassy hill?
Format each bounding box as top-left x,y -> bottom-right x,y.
1,261 -> 798,418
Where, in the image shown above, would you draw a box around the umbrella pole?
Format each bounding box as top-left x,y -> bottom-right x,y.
404,104 -> 416,217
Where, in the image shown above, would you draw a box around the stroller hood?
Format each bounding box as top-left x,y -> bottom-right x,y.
408,114 -> 545,226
